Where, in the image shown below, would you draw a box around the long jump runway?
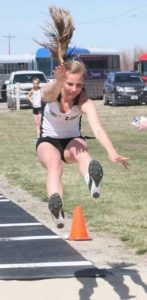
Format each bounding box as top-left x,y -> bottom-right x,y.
0,193 -> 103,280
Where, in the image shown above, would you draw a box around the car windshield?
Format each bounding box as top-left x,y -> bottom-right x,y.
13,74 -> 47,83
115,74 -> 142,83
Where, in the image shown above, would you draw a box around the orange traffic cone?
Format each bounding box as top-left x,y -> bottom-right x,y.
68,206 -> 92,241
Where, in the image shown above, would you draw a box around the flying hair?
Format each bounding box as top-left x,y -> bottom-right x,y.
37,6 -> 75,64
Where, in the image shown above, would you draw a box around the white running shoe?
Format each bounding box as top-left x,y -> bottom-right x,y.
48,193 -> 65,229
87,160 -> 103,198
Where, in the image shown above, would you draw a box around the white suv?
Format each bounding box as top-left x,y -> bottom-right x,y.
6,70 -> 47,109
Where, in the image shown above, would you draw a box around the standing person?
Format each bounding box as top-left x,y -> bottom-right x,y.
28,78 -> 42,141
36,6 -> 129,229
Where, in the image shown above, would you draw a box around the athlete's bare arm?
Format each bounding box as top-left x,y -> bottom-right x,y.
41,65 -> 67,102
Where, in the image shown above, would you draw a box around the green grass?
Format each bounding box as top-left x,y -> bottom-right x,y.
0,103 -> 147,254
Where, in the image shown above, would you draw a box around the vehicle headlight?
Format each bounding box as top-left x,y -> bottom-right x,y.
143,86 -> 147,91
124,87 -> 135,92
116,85 -> 124,92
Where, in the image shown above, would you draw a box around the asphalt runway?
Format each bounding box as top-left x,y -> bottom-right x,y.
0,193 -> 103,280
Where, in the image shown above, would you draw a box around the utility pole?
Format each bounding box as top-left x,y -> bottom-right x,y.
3,33 -> 15,55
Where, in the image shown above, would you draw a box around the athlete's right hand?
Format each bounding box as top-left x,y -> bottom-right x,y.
53,64 -> 67,82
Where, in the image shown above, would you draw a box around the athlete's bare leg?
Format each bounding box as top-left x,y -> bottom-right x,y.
34,113 -> 41,138
64,137 -> 103,198
64,137 -> 92,174
37,142 -> 63,198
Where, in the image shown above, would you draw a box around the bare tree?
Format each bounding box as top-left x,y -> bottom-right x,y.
133,47 -> 146,61
120,47 -> 147,71
120,51 -> 132,71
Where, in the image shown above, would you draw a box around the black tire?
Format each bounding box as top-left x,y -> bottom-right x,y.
7,99 -> 12,109
7,102 -> 11,109
111,93 -> 117,106
1,84 -> 7,102
13,100 -> 17,110
103,93 -> 109,105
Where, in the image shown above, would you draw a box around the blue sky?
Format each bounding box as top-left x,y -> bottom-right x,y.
1,0 -> 147,55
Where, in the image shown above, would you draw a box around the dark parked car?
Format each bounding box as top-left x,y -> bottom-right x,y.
103,71 -> 147,106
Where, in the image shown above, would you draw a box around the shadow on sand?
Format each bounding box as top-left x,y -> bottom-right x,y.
75,262 -> 147,300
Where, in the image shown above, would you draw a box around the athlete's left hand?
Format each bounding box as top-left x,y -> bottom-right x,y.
115,156 -> 129,168
109,152 -> 129,168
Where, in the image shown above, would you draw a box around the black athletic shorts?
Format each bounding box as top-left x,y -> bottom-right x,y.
36,136 -> 85,162
33,107 -> 41,115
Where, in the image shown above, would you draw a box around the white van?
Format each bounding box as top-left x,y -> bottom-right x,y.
6,70 -> 47,109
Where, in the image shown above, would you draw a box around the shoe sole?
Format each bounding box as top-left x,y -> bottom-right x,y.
89,160 -> 103,198
48,194 -> 64,229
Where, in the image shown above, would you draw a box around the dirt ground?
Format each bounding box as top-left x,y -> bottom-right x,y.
0,176 -> 146,272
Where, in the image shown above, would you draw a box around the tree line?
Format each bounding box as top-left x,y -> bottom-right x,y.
120,47 -> 147,71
